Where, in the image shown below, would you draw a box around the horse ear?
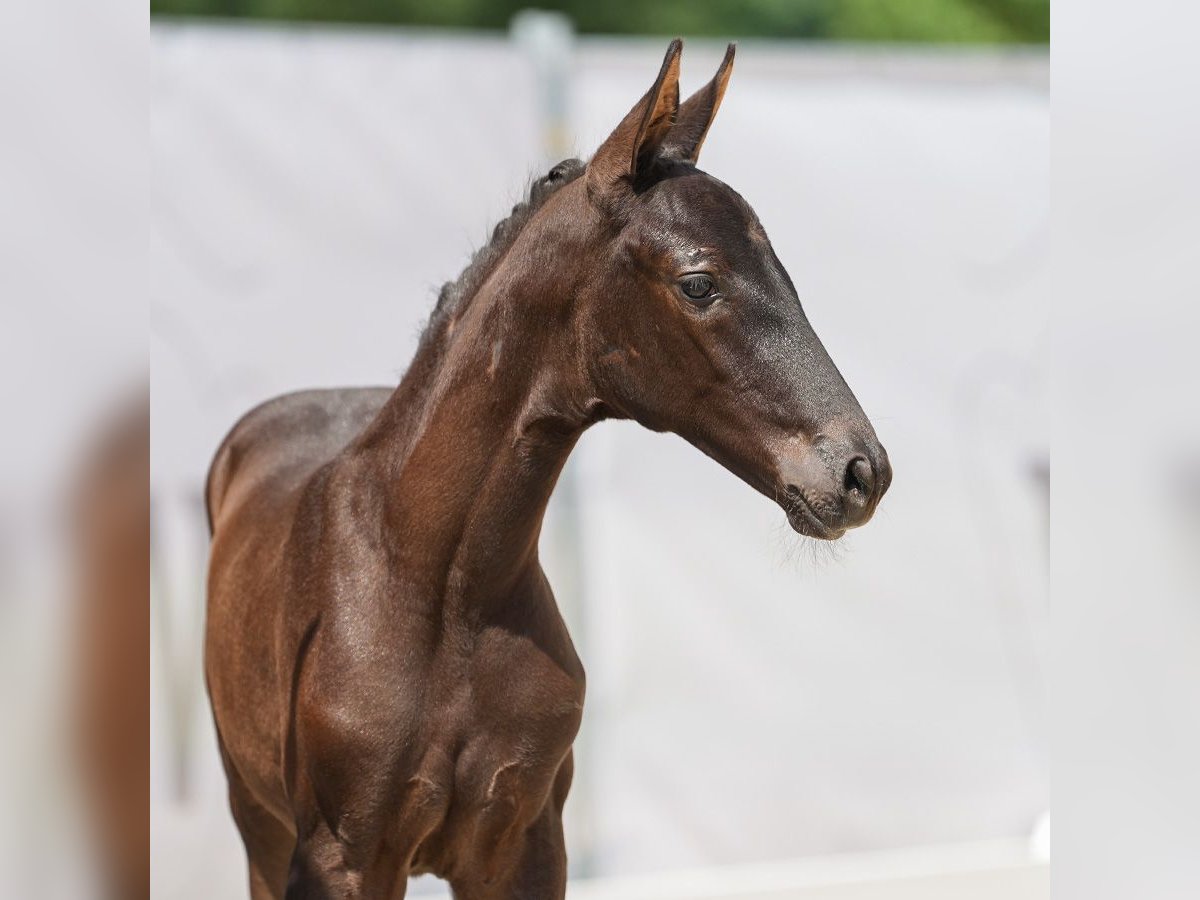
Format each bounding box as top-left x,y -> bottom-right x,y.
661,43 -> 735,164
586,39 -> 682,197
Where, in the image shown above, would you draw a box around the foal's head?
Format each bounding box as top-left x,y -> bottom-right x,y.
553,42 -> 890,539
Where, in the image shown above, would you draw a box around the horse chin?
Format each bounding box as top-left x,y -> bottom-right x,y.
784,501 -> 846,541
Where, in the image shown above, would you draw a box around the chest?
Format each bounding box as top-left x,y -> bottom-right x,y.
397,648 -> 583,875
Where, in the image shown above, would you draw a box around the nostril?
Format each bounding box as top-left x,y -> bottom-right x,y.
844,456 -> 875,501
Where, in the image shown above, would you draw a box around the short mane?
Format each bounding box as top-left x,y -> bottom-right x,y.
420,158 -> 585,351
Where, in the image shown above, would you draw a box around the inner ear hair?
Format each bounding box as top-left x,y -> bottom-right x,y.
630,54 -> 681,174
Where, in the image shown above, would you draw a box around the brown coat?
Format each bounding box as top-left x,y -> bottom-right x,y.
205,41 -> 889,900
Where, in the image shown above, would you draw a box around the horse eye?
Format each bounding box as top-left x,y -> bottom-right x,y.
679,274 -> 716,304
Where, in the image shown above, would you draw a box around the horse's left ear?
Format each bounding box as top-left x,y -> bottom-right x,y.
587,39 -> 682,198
661,43 -> 735,164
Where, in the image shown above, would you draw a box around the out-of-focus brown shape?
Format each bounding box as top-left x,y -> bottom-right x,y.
73,391 -> 149,900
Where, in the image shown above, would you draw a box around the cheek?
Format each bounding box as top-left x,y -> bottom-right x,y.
675,309 -> 746,381
588,322 -> 683,426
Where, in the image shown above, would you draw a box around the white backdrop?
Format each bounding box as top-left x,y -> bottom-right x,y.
150,23 -> 1048,896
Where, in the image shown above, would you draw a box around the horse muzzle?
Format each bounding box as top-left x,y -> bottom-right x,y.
777,433 -> 891,539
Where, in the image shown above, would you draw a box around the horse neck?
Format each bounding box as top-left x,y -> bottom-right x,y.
349,215 -> 593,612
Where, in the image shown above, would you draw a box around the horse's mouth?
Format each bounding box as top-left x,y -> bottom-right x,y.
783,490 -> 846,541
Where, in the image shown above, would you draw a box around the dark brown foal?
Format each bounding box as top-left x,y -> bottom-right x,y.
205,41 -> 890,899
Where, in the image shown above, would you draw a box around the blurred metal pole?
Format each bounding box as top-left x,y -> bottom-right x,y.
511,10 -> 596,878
512,10 -> 574,160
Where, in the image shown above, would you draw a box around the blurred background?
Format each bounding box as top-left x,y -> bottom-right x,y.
145,1 -> 1051,900
145,2 -> 1049,898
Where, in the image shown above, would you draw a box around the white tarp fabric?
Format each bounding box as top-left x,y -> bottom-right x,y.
150,23 -> 1048,895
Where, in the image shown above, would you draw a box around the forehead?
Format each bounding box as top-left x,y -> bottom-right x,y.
631,168 -> 768,256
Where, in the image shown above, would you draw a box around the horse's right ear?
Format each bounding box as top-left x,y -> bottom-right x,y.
586,39 -> 682,201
